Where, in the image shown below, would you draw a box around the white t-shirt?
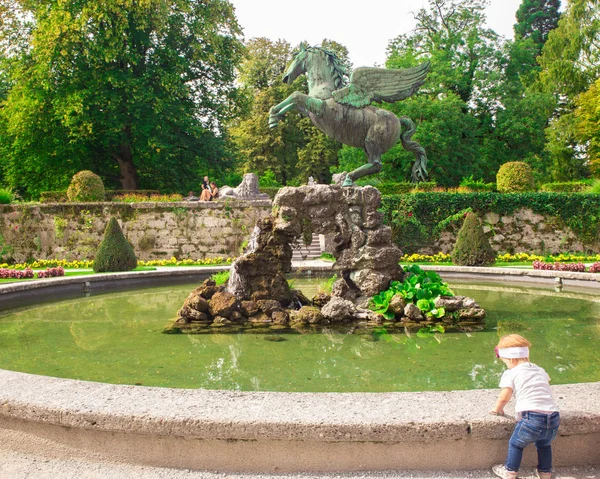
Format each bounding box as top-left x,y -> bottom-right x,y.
499,362 -> 559,413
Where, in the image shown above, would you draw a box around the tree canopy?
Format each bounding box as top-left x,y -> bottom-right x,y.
0,0 -> 244,197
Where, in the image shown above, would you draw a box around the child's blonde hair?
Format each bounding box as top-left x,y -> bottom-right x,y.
497,334 -> 531,349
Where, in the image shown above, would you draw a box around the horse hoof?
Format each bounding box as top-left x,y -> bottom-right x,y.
342,177 -> 354,187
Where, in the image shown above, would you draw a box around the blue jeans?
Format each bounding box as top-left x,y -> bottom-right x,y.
506,411 -> 560,473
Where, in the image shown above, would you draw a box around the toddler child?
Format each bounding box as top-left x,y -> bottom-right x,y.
490,334 -> 560,479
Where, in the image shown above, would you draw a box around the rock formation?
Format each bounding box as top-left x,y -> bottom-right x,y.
171,185 -> 486,334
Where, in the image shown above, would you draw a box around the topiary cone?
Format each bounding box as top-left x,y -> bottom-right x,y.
451,212 -> 495,266
93,217 -> 137,272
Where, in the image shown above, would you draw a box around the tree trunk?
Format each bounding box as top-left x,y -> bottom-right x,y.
114,126 -> 138,190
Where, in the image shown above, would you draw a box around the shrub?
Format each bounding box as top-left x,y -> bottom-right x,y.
532,261 -> 586,272
459,176 -> 496,192
40,191 -> 68,203
496,162 -> 535,193
210,270 -> 230,286
539,181 -> 592,193
451,212 -> 495,266
0,188 -> 13,204
93,217 -> 137,272
589,262 -> 600,273
589,180 -> 600,194
36,267 -> 65,278
0,268 -> 34,279
67,171 -> 105,202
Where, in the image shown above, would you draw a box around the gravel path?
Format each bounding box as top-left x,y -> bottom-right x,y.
0,449 -> 598,479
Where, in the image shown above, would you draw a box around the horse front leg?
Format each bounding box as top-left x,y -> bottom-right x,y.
268,91 -> 305,128
344,157 -> 382,186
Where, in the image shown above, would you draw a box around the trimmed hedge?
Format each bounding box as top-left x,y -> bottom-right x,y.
381,192 -> 600,252
451,212 -> 495,266
496,162 -> 534,193
40,189 -> 161,203
93,217 -> 137,272
67,171 -> 105,202
539,181 -> 592,192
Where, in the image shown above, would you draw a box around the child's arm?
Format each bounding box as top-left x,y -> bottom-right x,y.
490,387 -> 513,415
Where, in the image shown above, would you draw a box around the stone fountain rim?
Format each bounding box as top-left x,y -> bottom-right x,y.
1,265 -> 599,445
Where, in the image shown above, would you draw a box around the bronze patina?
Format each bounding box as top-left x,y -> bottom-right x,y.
269,44 -> 429,185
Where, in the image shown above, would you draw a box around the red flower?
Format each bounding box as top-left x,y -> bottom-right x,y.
408,212 -> 413,217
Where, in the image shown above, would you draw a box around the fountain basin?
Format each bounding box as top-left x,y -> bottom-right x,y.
1,266 -> 599,472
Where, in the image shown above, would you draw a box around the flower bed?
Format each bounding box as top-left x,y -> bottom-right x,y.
532,261 -> 599,273
0,266 -> 64,279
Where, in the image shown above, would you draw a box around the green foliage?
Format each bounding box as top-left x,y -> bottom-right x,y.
93,217 -> 137,273
67,171 -> 105,202
417,324 -> 446,338
319,252 -> 335,262
451,212 -> 496,266
370,265 -> 453,320
496,162 -> 535,193
210,270 -> 230,286
382,192 -> 600,250
317,274 -> 338,295
258,170 -> 283,187
0,0 -> 244,197
259,187 -> 281,199
0,188 -> 13,204
40,191 -> 68,203
459,176 -> 495,192
514,0 -> 561,55
539,181 -> 592,192
589,180 -> 600,195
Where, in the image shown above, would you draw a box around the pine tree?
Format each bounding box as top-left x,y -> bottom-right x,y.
514,0 -> 561,55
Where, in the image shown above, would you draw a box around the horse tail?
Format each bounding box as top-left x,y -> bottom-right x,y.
399,116 -> 428,183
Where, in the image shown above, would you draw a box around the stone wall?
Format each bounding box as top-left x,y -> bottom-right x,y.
430,208 -> 595,255
0,201 -> 271,263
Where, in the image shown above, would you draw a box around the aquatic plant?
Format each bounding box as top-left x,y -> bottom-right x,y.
211,270 -> 230,286
370,265 -> 453,319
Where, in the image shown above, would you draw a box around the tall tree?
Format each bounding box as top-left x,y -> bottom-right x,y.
0,0 -> 244,197
514,0 -> 561,56
536,0 -> 600,180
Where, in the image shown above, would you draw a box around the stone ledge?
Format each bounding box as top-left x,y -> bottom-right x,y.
1,370 -> 599,443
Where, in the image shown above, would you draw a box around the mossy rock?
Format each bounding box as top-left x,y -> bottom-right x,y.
451,212 -> 495,266
93,217 -> 137,272
496,162 -> 534,193
67,170 -> 105,202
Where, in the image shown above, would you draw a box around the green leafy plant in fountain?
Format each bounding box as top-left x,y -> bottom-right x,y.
67,170 -> 105,202
369,265 -> 452,320
317,274 -> 338,294
0,188 -> 13,204
93,217 -> 137,272
496,162 -> 535,193
210,270 -> 230,286
451,212 -> 496,266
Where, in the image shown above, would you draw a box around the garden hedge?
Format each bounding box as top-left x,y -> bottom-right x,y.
381,192 -> 600,252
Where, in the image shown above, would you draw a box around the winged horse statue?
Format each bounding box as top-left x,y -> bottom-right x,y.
268,44 -> 429,186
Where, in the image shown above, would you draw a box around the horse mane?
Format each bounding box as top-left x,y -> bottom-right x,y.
306,45 -> 348,90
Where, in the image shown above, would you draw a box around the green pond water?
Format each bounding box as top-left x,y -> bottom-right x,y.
0,277 -> 599,392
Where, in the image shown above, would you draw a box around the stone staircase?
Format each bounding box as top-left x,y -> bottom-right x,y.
291,233 -> 323,261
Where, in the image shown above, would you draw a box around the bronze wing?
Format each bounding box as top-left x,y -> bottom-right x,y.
332,61 -> 430,108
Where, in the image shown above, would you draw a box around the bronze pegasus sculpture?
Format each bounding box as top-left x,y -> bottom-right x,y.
269,44 -> 430,186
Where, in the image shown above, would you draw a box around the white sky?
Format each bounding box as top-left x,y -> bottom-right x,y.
230,0 -> 524,68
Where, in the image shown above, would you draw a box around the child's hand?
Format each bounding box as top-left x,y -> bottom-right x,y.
489,409 -> 504,416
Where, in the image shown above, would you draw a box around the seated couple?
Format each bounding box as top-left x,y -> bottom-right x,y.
200,176 -> 219,201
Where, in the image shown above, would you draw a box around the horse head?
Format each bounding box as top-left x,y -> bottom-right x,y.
282,43 -> 309,85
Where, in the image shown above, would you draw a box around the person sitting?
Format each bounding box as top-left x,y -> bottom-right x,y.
209,182 -> 219,200
199,176 -> 211,201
